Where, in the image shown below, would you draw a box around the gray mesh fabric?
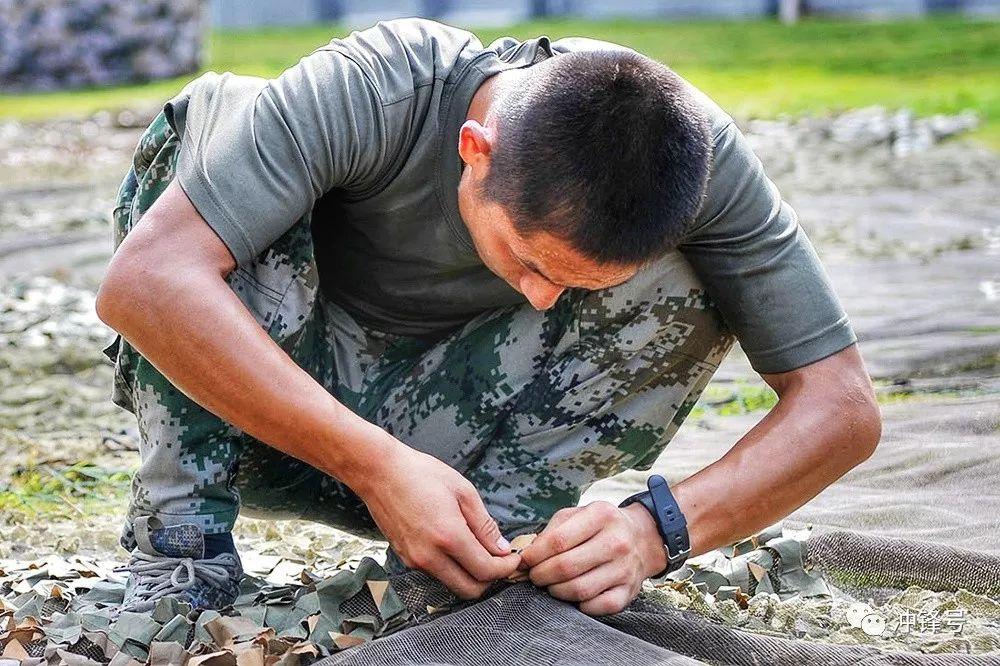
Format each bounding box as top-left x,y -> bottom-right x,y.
317,529 -> 1000,666
326,583 -> 701,666
322,582 -> 1000,666
805,531 -> 1000,599
608,599 -> 1000,666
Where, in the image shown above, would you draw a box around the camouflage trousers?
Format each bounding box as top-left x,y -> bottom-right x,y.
106,112 -> 735,550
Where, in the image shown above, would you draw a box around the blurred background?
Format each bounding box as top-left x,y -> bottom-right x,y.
0,0 -> 997,593
1,0 -> 999,145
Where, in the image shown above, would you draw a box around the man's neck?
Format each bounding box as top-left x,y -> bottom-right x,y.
466,69 -> 526,126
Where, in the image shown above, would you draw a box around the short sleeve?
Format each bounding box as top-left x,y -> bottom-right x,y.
170,48 -> 390,266
680,122 -> 856,374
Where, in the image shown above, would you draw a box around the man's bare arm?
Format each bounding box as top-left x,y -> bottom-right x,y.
670,343 -> 881,555
96,180 -> 518,595
522,344 -> 882,615
99,182 -> 375,480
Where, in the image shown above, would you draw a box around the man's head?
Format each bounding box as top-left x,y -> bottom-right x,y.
457,49 -> 713,310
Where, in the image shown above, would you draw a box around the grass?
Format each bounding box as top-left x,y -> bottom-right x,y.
0,16 -> 998,147
689,382 -> 779,419
0,460 -> 132,519
687,373 -> 990,420
968,325 -> 1000,335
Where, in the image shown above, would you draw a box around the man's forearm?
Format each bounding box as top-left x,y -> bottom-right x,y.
668,345 -> 881,558
106,276 -> 391,492
96,182 -> 394,497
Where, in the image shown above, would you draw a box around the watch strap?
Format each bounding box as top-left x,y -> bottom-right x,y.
619,475 -> 690,578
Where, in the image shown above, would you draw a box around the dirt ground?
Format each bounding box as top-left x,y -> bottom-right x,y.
1,106 -> 998,658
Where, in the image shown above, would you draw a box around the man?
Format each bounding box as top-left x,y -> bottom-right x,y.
96,18 -> 881,616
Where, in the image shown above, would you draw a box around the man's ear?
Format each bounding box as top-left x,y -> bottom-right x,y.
458,120 -> 494,168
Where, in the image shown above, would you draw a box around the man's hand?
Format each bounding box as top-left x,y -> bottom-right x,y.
360,442 -> 521,599
517,345 -> 880,618
520,501 -> 666,615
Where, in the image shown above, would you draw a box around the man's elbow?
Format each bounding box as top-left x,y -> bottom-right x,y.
842,378 -> 882,464
96,244 -> 167,333
95,254 -> 135,331
97,179 -> 235,332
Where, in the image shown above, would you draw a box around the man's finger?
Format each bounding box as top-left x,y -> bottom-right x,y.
578,584 -> 633,616
512,507 -> 579,572
528,537 -> 607,587
429,553 -> 490,600
543,506 -> 581,532
521,504 -> 605,568
546,561 -> 624,603
447,526 -> 522,582
452,493 -> 522,581
456,486 -> 511,556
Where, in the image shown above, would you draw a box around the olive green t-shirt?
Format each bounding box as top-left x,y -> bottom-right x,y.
164,18 -> 855,374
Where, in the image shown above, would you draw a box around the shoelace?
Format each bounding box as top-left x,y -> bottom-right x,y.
118,551 -> 240,612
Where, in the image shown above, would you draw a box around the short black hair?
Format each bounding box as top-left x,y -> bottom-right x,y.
480,50 -> 713,266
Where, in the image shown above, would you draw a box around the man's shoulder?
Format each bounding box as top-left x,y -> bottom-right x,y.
173,19 -> 483,104
320,18 -> 486,102
354,16 -> 481,53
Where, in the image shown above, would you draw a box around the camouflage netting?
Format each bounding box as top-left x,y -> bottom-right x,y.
0,0 -> 203,92
3,524 -> 1000,665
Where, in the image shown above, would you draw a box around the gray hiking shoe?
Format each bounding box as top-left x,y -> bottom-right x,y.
120,516 -> 243,613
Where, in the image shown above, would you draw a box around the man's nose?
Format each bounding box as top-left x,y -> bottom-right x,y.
522,276 -> 565,311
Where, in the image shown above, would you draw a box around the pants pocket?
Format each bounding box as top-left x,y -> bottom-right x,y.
226,219 -> 319,349
103,334 -> 137,413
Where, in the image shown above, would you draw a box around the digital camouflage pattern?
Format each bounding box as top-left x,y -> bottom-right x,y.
106,112 -> 736,548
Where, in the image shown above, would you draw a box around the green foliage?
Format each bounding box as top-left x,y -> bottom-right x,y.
875,388 -> 965,405
690,382 -> 779,419
0,17 -> 997,147
0,460 -> 131,517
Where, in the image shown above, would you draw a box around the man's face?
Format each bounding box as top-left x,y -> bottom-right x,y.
458,177 -> 638,311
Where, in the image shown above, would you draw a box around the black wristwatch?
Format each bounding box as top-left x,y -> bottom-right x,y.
619,475 -> 690,580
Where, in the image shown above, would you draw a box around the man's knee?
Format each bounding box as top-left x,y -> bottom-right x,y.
576,251 -> 734,371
